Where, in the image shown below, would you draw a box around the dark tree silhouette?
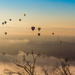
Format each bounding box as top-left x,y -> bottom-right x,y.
42,67 -> 48,75
52,58 -> 71,75
4,51 -> 40,75
4,51 -> 71,75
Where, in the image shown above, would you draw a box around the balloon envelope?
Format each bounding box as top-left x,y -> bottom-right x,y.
38,27 -> 41,31
38,33 -> 40,36
9,19 -> 12,21
24,14 -> 26,16
59,41 -> 62,43
52,33 -> 54,35
5,32 -> 7,35
19,19 -> 21,21
31,27 -> 35,31
4,21 -> 7,24
2,22 -> 4,25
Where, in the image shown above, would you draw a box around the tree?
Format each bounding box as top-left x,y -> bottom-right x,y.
4,51 -> 40,75
52,58 -> 71,75
4,51 -> 71,75
42,67 -> 48,75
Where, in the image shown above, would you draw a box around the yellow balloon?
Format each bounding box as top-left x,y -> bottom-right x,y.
24,14 -> 26,16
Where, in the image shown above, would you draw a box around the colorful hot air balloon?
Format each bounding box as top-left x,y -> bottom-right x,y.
59,40 -> 62,43
24,14 -> 26,16
2,22 -> 4,25
19,19 -> 21,21
31,26 -> 35,31
38,27 -> 41,31
5,32 -> 7,35
38,33 -> 40,36
4,21 -> 7,24
52,33 -> 54,35
9,19 -> 12,21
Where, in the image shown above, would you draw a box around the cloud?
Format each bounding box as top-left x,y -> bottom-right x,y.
18,51 -> 25,55
0,36 -> 75,60
0,39 -> 29,46
0,54 -> 75,75
8,39 -> 29,44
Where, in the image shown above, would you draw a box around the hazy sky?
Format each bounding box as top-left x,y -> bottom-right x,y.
0,0 -> 75,36
0,1 -> 75,75
0,0 -> 75,58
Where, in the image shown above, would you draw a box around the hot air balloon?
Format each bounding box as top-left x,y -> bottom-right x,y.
4,21 -> 7,24
19,19 -> 21,21
38,33 -> 40,36
2,22 -> 4,25
24,14 -> 26,16
52,33 -> 54,35
5,32 -> 7,35
31,26 -> 35,31
38,27 -> 41,31
59,40 -> 62,43
9,19 -> 12,21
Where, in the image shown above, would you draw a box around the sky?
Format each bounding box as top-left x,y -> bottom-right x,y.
0,0 -> 75,36
0,0 -> 75,58
0,0 -> 75,74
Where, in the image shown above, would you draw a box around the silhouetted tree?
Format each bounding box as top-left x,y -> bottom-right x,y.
42,67 -> 48,75
52,58 -> 71,75
4,52 -> 71,75
4,51 -> 40,75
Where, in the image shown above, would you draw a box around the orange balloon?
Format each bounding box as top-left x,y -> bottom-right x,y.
59,41 -> 62,43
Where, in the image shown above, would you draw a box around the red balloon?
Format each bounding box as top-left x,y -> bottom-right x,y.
52,33 -> 54,35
